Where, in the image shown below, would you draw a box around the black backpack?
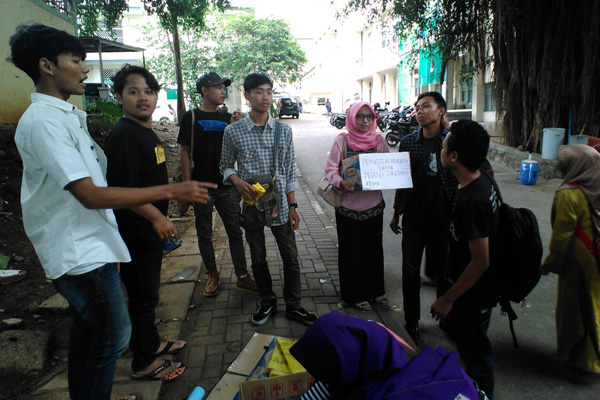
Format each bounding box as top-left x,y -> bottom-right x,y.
492,190 -> 543,348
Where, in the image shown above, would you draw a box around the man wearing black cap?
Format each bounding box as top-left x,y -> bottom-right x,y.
178,72 -> 257,297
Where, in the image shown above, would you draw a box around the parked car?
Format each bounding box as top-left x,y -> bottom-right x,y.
277,97 -> 299,119
153,103 -> 176,124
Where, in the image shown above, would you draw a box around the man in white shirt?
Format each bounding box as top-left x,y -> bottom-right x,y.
9,24 -> 215,400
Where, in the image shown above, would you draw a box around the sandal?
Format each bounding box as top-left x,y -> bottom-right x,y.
374,296 -> 389,307
354,301 -> 372,311
131,360 -> 186,382
155,340 -> 187,356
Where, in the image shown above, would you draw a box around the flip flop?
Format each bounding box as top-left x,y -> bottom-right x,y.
354,301 -> 372,311
131,360 -> 186,382
114,393 -> 143,400
155,340 -> 188,356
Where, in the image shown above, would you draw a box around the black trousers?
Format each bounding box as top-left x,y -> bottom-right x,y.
119,243 -> 162,372
401,215 -> 450,325
244,223 -> 302,311
450,301 -> 495,399
336,211 -> 385,303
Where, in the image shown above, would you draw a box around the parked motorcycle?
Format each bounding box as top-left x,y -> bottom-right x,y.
329,112 -> 346,129
374,102 -> 390,132
383,112 -> 418,147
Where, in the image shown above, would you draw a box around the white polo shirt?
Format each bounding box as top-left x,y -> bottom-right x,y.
15,93 -> 130,279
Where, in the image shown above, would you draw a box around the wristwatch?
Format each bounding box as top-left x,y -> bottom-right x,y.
289,202 -> 298,209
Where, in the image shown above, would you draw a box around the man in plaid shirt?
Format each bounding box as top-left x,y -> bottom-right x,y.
389,92 -> 458,345
220,73 -> 317,326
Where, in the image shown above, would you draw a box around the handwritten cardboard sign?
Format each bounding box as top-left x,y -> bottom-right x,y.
359,152 -> 413,190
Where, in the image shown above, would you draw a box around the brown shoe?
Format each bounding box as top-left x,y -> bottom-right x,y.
236,275 -> 258,294
203,271 -> 219,297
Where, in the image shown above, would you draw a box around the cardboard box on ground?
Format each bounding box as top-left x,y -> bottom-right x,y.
207,333 -> 314,400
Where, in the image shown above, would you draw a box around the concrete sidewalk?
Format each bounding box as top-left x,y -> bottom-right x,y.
30,169 -> 413,400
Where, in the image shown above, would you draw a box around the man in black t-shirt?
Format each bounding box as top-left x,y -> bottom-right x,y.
178,72 -> 257,297
106,65 -> 187,381
430,119 -> 500,399
390,92 -> 458,344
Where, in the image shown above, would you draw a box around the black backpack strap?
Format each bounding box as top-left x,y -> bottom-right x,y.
480,167 -> 504,204
500,298 -> 519,348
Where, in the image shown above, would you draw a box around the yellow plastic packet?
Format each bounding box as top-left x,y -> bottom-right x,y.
266,342 -> 291,376
275,338 -> 305,373
266,338 -> 306,376
245,182 -> 267,206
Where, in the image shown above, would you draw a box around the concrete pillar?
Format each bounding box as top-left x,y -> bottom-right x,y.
471,71 -> 486,122
372,73 -> 383,106
445,60 -> 456,111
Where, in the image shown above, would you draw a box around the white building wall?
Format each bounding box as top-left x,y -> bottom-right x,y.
302,7 -> 402,114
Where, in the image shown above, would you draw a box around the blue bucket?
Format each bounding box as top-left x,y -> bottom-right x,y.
519,160 -> 539,185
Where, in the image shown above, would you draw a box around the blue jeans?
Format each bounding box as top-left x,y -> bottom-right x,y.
244,223 -> 301,310
53,263 -> 132,400
194,187 -> 248,277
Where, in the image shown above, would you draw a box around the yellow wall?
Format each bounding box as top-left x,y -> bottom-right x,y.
0,0 -> 83,123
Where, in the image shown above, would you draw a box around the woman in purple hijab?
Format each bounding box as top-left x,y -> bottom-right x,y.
324,102 -> 389,311
290,312 -> 480,400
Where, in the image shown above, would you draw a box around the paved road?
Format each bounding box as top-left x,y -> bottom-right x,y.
287,112 -> 600,400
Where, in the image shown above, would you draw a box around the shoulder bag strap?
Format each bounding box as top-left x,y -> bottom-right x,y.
272,121 -> 281,179
338,135 -> 348,174
568,182 -> 597,254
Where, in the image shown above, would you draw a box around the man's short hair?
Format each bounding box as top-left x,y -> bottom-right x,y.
417,91 -> 447,111
243,73 -> 273,92
111,64 -> 161,96
8,24 -> 86,84
447,120 -> 490,172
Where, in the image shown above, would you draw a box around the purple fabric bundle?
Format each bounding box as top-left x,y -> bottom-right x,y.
290,311 -> 478,400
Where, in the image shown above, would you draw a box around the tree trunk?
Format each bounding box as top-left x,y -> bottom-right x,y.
494,0 -> 600,151
170,14 -> 186,123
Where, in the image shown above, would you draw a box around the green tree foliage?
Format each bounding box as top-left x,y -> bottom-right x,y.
77,0 -> 128,35
213,14 -> 307,84
344,0 -> 600,150
143,20 -> 214,109
76,0 -> 229,122
144,12 -> 307,108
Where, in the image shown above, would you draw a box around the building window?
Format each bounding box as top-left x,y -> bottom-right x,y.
44,0 -> 73,15
460,81 -> 473,107
485,83 -> 496,111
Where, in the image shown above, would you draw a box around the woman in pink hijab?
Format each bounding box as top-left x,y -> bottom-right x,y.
324,102 -> 389,311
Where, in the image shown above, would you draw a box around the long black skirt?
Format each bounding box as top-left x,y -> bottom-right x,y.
335,210 -> 385,304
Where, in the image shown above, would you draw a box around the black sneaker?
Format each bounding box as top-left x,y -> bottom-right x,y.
251,305 -> 276,326
406,322 -> 420,346
285,308 -> 318,325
